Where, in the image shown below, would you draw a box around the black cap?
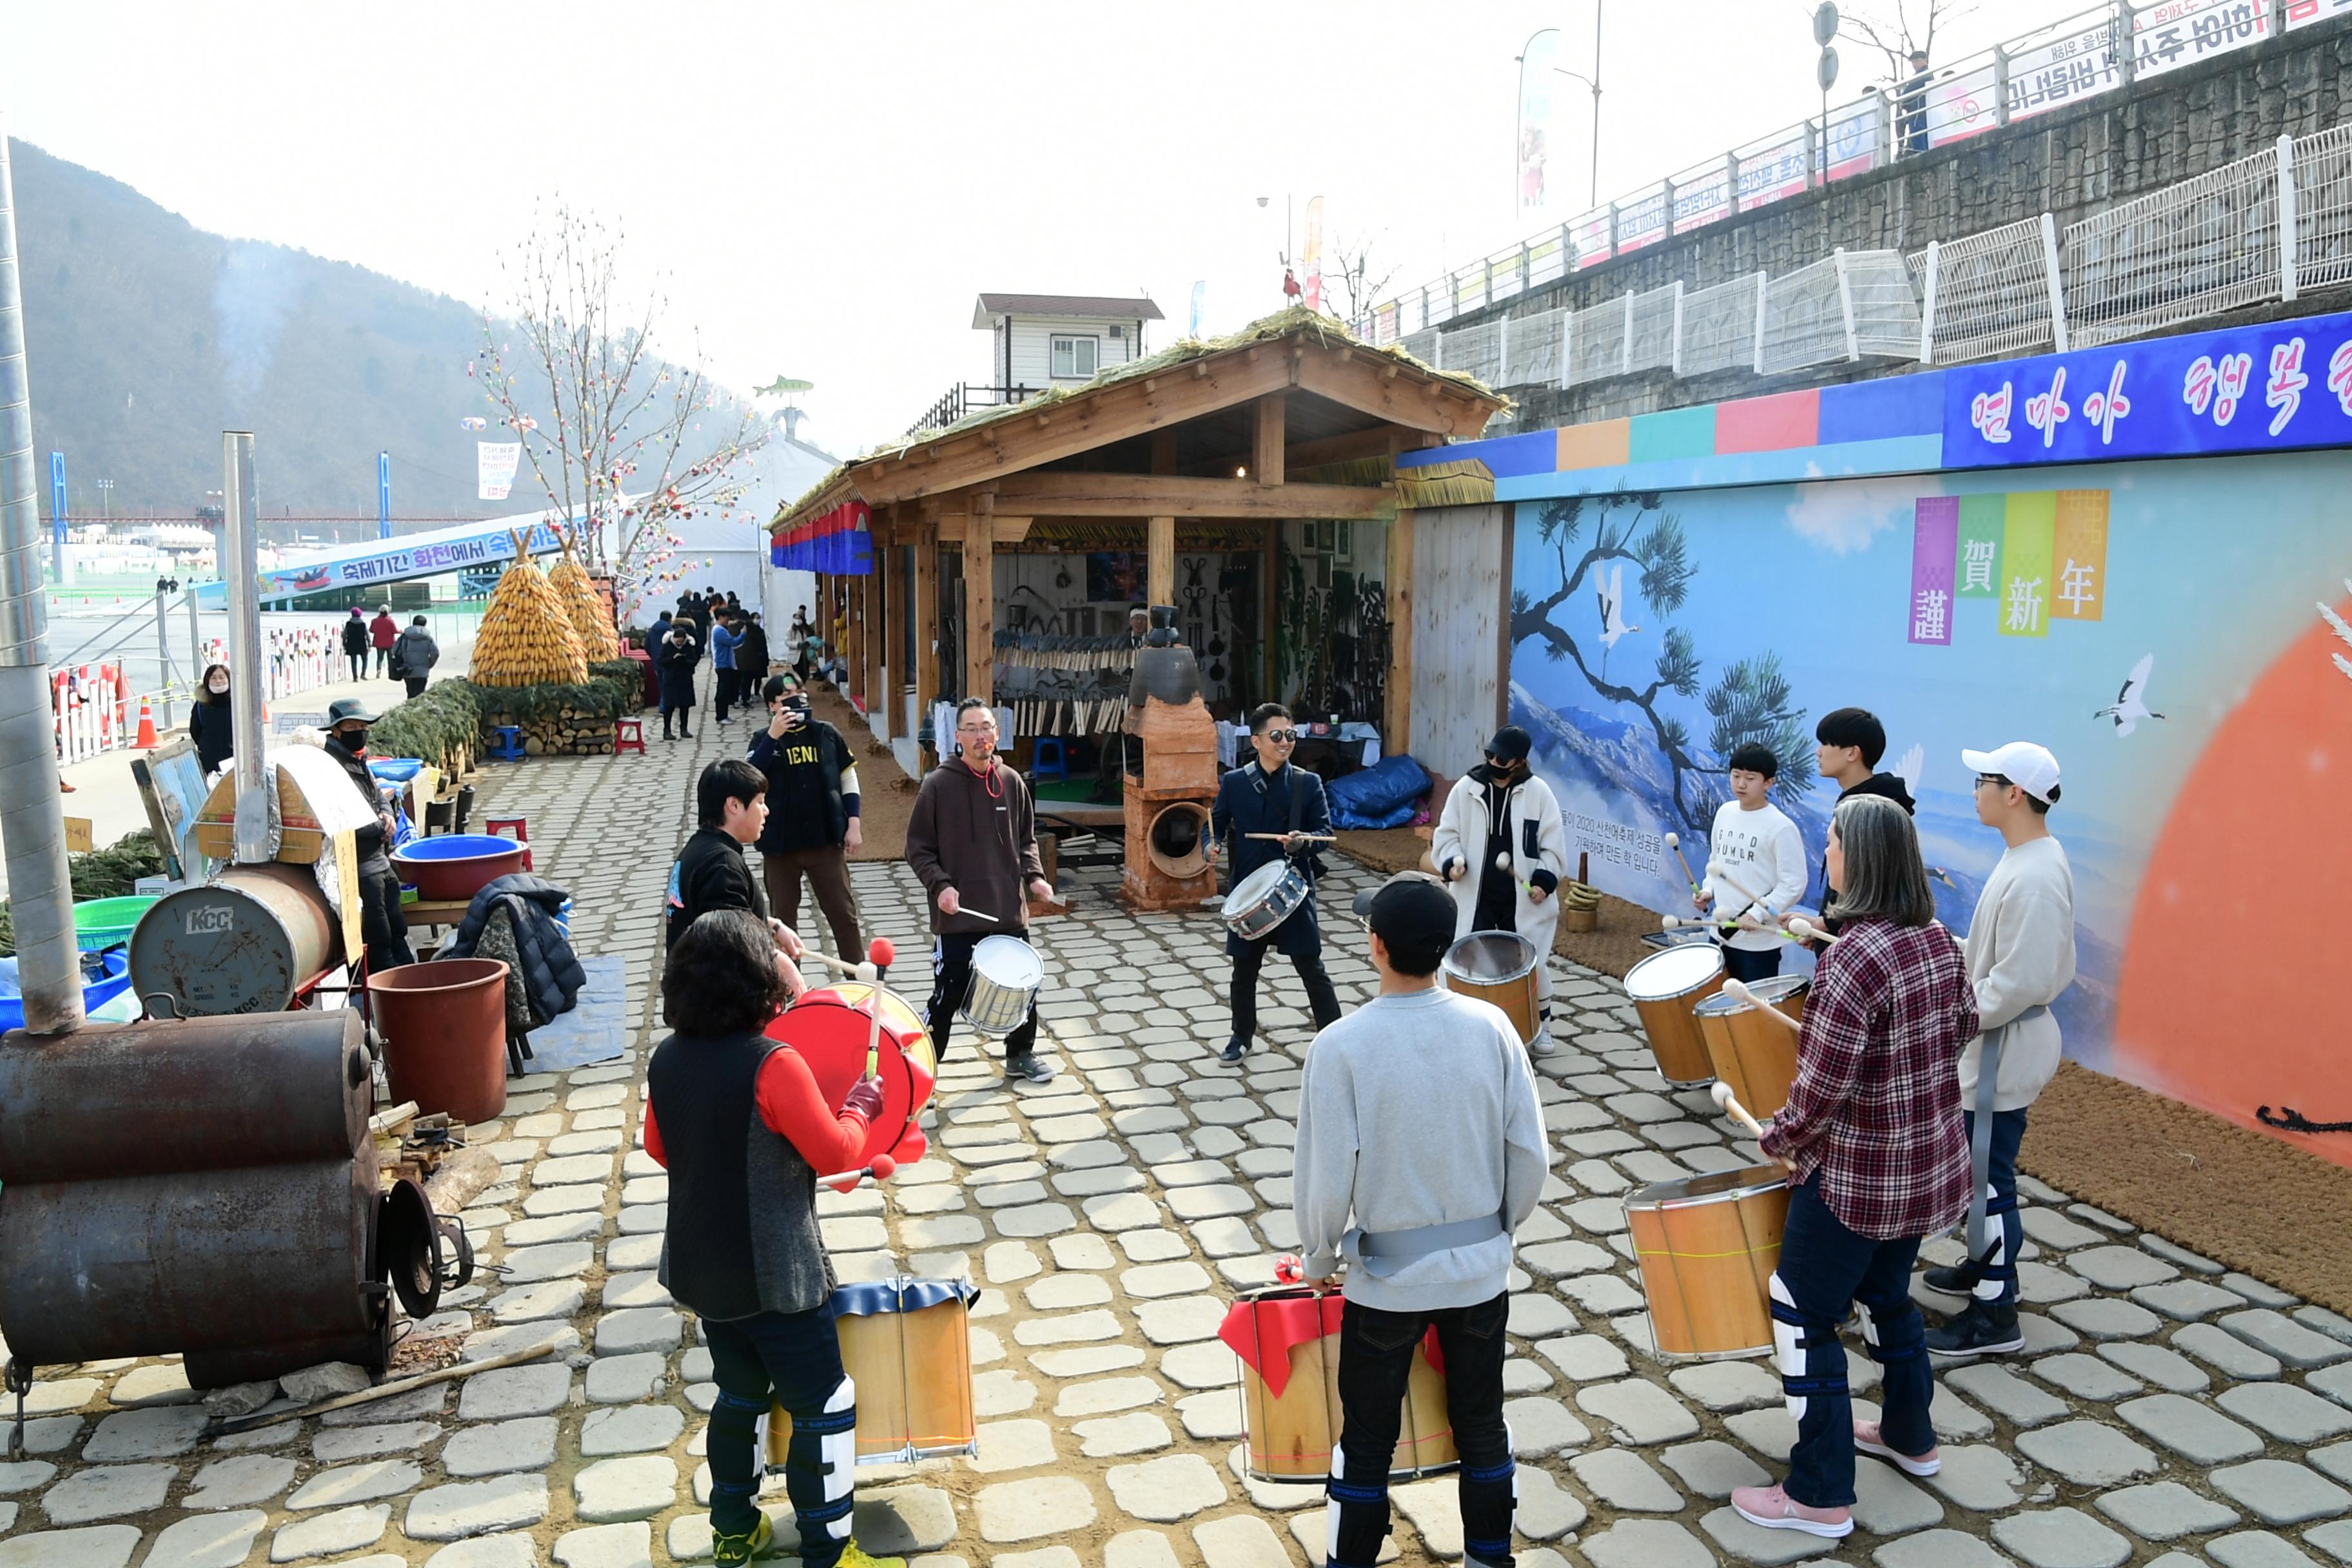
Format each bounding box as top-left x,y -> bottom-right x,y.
1486,724 -> 1532,763
1350,872 -> 1456,969
327,696 -> 379,726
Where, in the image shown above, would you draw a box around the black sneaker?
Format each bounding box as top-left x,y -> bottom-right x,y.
1220,1036 -> 1249,1063
1005,1055 -> 1055,1084
1922,1262 -> 1981,1295
1925,1302 -> 2024,1358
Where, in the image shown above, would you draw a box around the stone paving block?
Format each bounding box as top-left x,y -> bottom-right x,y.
1851,1455 -> 1945,1536
1699,1505 -> 1841,1563
41,1462 -> 175,1523
1031,1345 -> 1147,1378
584,1351 -> 666,1404
2094,1479 -> 2242,1542
2099,1340 -> 2211,1393
1576,1377 -> 1701,1444
2052,1298 -> 2165,1340
460,1364 -> 572,1421
580,1404 -> 686,1456
2015,1420 -> 2162,1487
312,1420 -> 444,1463
1869,1528 -> 2013,1568
1945,1364 -> 2070,1427
1569,1447 -> 1685,1511
2308,1520 -> 2352,1566
900,1215 -> 987,1249
1534,1333 -> 1629,1382
983,1240 -> 1042,1282
1023,1273 -> 1114,1310
82,1406 -> 209,1459
2019,1262 -> 2092,1304
1177,1389 -> 1247,1441
550,1521 -> 653,1567
1990,1506 -> 2133,1568
1075,1411 -> 1175,1457
2064,1246 -> 2178,1291
1052,1166 -> 1144,1198
406,1475 -> 550,1540
107,1362 -> 197,1407
854,1484 -> 958,1553
1558,1273 -> 1648,1315
2222,1309 -> 2351,1368
1106,1451 -> 1230,1521
2117,1392 -> 2264,1463
1504,1394 -> 1591,1456
2302,1307 -> 2352,1344
500,1239 -> 596,1281
1162,1342 -> 1242,1389
1013,1308 -> 1122,1346
2218,1382 -> 2352,1444
1122,1260 -> 1215,1298
570,1456 -> 677,1524
270,1504 -> 389,1562
593,1307 -> 683,1355
1194,1513 -> 1296,1568
994,1201 -> 1079,1238
184,1454 -> 298,1509
144,1509 -> 268,1568
2175,1322 -> 2283,1380
2029,1353 -> 2142,1402
2139,1234 -> 2225,1274
1661,1438 -> 1772,1500
1922,1446 -> 2026,1513
975,1475 -> 1097,1542
2209,1460 -> 2352,1526
1048,1233 -> 1118,1270
442,1417 -> 560,1478
2315,1443 -> 2352,1487
1723,1406 -> 1798,1462
2133,1279 -> 2249,1321
1518,1239 -> 1616,1277
2222,1274 -> 2300,1309
972,1418 -> 1058,1473
1506,1291 -> 1578,1338
1580,1518 -> 1716,1568
596,1272 -> 672,1311
1135,1296 -> 1227,1345
2020,1209 -> 2109,1250
2209,1531 -> 2331,1568
420,1535 -> 538,1567
284,1458 -> 423,1511
488,1278 -> 587,1323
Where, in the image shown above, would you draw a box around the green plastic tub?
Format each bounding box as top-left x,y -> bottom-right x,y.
74,896 -> 161,952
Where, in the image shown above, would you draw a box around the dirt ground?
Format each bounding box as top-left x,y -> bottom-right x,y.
807,683 -> 918,863
1331,827 -> 1664,978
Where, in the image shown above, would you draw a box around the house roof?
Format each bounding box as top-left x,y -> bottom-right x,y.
774,305 -> 1508,533
972,293 -> 1166,328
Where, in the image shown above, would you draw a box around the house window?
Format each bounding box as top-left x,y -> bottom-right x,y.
1051,335 -> 1099,379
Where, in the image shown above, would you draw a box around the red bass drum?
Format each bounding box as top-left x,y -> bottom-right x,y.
763,981 -> 937,1184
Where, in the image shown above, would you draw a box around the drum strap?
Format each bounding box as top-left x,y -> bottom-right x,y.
1356,1211 -> 1506,1259
1965,1005 -> 2045,1263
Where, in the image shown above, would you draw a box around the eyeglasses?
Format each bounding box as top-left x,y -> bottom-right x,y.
1974,774 -> 2009,790
1260,729 -> 1298,745
957,721 -> 997,734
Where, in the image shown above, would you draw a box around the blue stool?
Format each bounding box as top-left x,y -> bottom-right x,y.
1031,737 -> 1066,783
488,725 -> 526,761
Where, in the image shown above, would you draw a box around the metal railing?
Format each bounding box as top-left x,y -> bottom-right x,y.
1363,0 -> 2337,349
2062,137 -> 2286,347
906,382 -> 1043,436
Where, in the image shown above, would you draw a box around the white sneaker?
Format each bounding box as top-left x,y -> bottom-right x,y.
1528,1019 -> 1558,1056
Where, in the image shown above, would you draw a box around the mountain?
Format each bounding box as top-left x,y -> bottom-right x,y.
14,138 -> 538,518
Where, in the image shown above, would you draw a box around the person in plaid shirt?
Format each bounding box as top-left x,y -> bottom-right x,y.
1732,794 -> 1977,1539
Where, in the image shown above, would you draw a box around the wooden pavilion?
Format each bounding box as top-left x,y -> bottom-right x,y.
772,308 -> 1507,770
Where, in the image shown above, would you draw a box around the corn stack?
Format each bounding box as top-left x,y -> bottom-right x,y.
547,548 -> 620,661
469,531 -> 591,687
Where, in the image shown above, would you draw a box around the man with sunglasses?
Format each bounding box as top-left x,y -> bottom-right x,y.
1432,724 -> 1569,1052
746,672 -> 865,961
1206,703 -> 1344,1063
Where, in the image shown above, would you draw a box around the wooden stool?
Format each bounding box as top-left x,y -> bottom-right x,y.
488,725 -> 525,761
614,717 -> 646,755
484,816 -> 533,872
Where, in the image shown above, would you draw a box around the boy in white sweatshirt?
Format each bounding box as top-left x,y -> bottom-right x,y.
1696,743 -> 1809,983
1926,740 -> 2077,1359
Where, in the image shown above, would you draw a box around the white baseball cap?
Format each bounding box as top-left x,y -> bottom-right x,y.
1961,741 -> 2061,803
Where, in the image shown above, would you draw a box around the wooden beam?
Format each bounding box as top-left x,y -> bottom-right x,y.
1261,522 -> 1280,705
1254,393 -> 1286,486
912,529 -> 938,765
1285,425 -> 1438,472
1291,348 -> 1498,437
988,471 -> 1390,520
1385,509 -> 1415,757
964,516 -> 995,708
1148,516 -> 1175,611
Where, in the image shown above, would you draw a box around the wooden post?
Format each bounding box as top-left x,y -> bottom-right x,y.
1260,520 -> 1280,703
854,572 -> 872,714
912,524 -> 938,767
1254,393 -> 1286,485
1148,516 -> 1175,611
1386,508 -> 1415,756
869,517 -> 892,743
964,495 -> 995,709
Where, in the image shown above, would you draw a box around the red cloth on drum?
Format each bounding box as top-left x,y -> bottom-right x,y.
640,1044 -> 872,1174
1217,1295 -> 1444,1398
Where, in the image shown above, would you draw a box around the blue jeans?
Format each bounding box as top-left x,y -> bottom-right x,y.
1772,1177 -> 1934,1510
702,1301 -> 856,1568
1331,1293 -> 1514,1568
1963,1107 -> 2028,1308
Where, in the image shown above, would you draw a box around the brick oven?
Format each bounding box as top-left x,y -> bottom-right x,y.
1120,616 -> 1220,912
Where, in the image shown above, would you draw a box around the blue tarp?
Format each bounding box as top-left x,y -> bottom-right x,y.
1327,754 -> 1431,830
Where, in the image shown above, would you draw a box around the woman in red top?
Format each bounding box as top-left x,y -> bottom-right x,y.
1734,793 -> 1977,1539
644,910 -> 901,1568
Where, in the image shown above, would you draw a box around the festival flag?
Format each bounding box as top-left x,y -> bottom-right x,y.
1518,28 -> 1562,212
771,498 -> 873,574
1302,197 -> 1325,314
1188,280 -> 1206,338
476,442 -> 522,502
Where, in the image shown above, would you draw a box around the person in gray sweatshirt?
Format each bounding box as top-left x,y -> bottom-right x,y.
1293,872 -> 1549,1568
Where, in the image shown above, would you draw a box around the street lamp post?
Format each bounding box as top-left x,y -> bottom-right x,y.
97,478 -> 112,522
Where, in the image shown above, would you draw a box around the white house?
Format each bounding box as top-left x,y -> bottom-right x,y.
972,291 -> 1164,389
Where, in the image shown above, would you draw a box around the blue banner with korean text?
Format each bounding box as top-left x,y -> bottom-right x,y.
1942,308 -> 2352,469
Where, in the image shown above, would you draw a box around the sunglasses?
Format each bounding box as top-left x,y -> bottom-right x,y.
1260,729 -> 1298,745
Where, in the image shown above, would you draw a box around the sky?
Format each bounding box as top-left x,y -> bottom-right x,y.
0,0 -> 2064,461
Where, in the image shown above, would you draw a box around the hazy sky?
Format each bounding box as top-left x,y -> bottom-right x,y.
3,0 -> 2061,459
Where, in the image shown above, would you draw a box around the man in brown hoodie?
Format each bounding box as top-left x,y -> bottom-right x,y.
906,698 -> 1055,1083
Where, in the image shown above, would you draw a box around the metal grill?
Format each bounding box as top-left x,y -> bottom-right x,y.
1398,329 -> 1440,368
2294,124 -> 2352,291
1678,273 -> 1763,377
1758,256 -> 1851,375
1626,284 -> 1683,373
1912,217 -> 2059,364
1569,296 -> 1629,385
1843,251 -> 1925,359
1437,321 -> 1502,387
1499,310 -> 1570,389
2063,144 -> 2281,349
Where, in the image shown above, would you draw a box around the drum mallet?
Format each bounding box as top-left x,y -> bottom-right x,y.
818,1153 -> 899,1190
861,937 -> 897,1081
1493,850 -> 1534,897
1709,1082 -> 1795,1173
1783,916 -> 1838,948
1721,977 -> 1805,1035
1663,831 -> 1703,897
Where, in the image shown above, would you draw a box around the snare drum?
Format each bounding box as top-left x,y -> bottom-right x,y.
1622,943 -> 1725,1086
1694,973 -> 1808,1118
1219,1288 -> 1456,1481
765,981 -> 937,1174
1222,859 -> 1310,941
960,935 -> 1043,1036
1625,1164 -> 1790,1360
1442,931 -> 1540,1045
766,1277 -> 977,1467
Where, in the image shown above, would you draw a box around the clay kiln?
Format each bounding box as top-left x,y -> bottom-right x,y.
1121,611 -> 1220,912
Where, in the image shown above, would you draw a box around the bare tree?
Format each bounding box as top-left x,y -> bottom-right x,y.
1832,0 -> 1976,86
476,205 -> 765,598
1324,233 -> 1401,329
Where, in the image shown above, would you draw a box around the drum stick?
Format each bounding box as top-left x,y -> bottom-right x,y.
1663,831 -> 1703,896
1245,832 -> 1335,843
862,937 -> 896,1081
1721,977 -> 1805,1035
818,1153 -> 899,1188
1783,916 -> 1838,947
1710,1082 -> 1794,1173
1494,850 -> 1533,897
801,950 -> 880,981
954,906 -> 1001,924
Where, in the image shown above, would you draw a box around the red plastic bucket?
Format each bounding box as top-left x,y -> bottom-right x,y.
368,957 -> 509,1122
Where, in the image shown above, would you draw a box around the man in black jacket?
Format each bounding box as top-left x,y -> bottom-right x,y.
323,697 -> 414,972
340,609 -> 369,681
1207,702 -> 1343,1063
1814,707 -> 1917,930
747,672 -> 864,959
668,759 -> 807,974
658,615 -> 703,740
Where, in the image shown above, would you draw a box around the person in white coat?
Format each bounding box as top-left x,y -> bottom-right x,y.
1432,725 -> 1569,1052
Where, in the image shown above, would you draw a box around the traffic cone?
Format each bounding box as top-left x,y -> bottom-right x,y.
133,696 -> 158,749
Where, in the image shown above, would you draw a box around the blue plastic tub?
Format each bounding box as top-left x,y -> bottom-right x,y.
368,758 -> 426,785
0,950 -> 133,1032
389,834 -> 529,902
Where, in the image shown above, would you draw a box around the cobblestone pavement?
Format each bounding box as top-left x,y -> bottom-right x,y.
6,726 -> 2352,1568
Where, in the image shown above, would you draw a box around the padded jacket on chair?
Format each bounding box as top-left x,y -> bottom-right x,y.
443,873 -> 585,1026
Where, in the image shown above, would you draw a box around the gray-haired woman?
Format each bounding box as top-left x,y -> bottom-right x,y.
1733,793 -> 1977,1540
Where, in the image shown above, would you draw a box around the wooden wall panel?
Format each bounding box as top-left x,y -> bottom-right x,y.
1408,503 -> 1509,777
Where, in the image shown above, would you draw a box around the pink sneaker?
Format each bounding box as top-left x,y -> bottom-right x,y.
1731,1484 -> 1854,1538
1854,1418 -> 1941,1476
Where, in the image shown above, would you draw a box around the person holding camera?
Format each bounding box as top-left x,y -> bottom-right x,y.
747,671 -> 865,960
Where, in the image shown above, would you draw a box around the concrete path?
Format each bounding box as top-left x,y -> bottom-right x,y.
2,718 -> 2349,1567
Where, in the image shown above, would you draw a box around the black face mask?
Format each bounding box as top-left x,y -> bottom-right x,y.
332,727 -> 369,754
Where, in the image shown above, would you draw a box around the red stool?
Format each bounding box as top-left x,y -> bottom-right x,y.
484,816 -> 534,872
614,717 -> 646,756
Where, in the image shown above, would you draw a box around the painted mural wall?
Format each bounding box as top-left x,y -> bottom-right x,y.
1508,450 -> 2352,1167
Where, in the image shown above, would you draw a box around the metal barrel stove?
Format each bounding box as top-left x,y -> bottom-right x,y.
0,1010 -> 392,1387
